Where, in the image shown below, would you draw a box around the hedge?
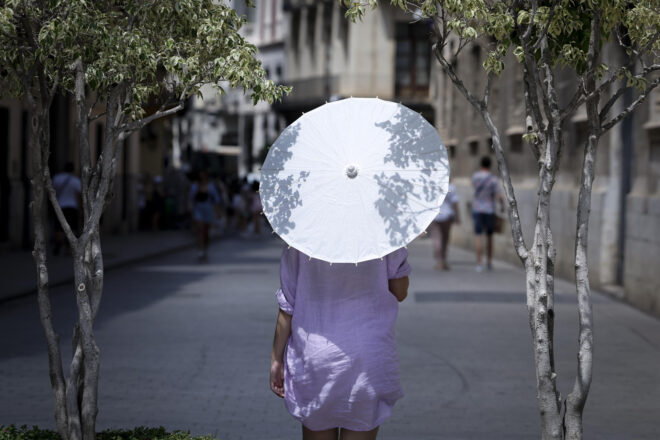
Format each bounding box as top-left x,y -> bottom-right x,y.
0,426 -> 217,440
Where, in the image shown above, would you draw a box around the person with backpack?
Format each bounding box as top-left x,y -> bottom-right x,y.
471,156 -> 503,272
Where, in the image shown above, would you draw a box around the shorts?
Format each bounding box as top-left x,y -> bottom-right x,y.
193,202 -> 215,224
473,212 -> 495,235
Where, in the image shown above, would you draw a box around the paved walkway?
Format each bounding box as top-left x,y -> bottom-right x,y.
0,229 -> 204,302
1,237 -> 659,439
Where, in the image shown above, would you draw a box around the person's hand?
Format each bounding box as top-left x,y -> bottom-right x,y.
270,358 -> 285,398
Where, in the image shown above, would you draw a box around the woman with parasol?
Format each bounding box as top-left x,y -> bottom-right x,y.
263,98 -> 449,439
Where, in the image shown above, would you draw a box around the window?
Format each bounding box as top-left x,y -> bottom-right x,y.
650,129 -> 660,166
234,1 -> 255,23
471,45 -> 481,90
469,140 -> 479,156
395,21 -> 431,98
291,10 -> 300,55
509,134 -> 523,153
649,128 -> 660,190
307,6 -> 317,59
448,145 -> 456,159
322,2 -> 332,45
574,120 -> 588,149
340,5 -> 349,55
246,3 -> 256,23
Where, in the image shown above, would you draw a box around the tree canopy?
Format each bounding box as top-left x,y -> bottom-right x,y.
0,0 -> 289,116
343,0 -> 659,93
0,3 -> 289,440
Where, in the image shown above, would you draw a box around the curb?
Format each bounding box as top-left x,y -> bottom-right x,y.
0,236 -> 201,305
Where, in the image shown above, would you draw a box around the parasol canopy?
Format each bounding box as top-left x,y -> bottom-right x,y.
260,97 -> 449,264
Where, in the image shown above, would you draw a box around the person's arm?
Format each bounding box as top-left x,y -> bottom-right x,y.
270,309 -> 292,398
388,276 -> 409,302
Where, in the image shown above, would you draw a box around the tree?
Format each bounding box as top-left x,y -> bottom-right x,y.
344,1 -> 659,439
0,2 -> 289,440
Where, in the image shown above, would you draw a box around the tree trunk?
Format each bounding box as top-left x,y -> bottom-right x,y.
563,134 -> 596,439
72,246 -> 100,440
563,11 -> 600,438
30,103 -> 69,440
528,150 -> 562,439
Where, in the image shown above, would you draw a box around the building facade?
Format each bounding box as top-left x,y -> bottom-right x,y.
270,2 -> 660,316
277,1 -> 437,123
0,94 -> 174,251
174,0 -> 289,178
433,39 -> 660,317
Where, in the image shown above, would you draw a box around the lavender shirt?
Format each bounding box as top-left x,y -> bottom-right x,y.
276,246 -> 411,431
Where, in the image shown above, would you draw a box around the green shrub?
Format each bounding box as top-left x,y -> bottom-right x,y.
0,426 -> 217,440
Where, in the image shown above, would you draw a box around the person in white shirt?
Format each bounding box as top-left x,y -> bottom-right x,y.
430,182 -> 460,270
52,162 -> 82,255
471,156 -> 504,271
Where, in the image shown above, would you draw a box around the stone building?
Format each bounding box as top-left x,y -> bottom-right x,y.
174,0 -> 289,177
0,94 -> 174,251
272,1 -> 660,316
434,38 -> 660,317
276,1 -> 437,123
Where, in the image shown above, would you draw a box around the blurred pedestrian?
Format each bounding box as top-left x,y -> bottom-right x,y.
137,174 -> 148,230
212,176 -> 229,234
250,180 -> 263,236
471,156 -> 503,272
430,181 -> 460,270
52,162 -> 82,255
149,176 -> 165,231
189,170 -> 220,260
232,184 -> 248,233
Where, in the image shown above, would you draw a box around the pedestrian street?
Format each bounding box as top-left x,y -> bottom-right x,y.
1,237 -> 659,439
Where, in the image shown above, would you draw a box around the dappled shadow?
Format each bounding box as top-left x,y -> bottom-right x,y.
260,122 -> 308,235
372,104 -> 449,246
0,238 -> 282,360
259,98 -> 448,261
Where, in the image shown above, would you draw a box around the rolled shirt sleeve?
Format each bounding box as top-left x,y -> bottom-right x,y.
386,247 -> 412,280
277,246 -> 299,315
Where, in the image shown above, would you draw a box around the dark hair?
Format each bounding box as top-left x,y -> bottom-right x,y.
480,156 -> 492,169
64,162 -> 74,173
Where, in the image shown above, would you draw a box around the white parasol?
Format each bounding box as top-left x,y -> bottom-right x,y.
260,97 -> 449,264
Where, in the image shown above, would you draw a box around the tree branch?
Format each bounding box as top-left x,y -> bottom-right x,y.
599,64 -> 660,121
117,103 -> 183,140
43,169 -> 78,244
601,75 -> 660,133
430,17 -> 529,261
531,1 -> 557,52
483,70 -> 494,108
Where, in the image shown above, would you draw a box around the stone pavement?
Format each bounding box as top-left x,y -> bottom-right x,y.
0,230 -> 201,302
1,236 -> 659,439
